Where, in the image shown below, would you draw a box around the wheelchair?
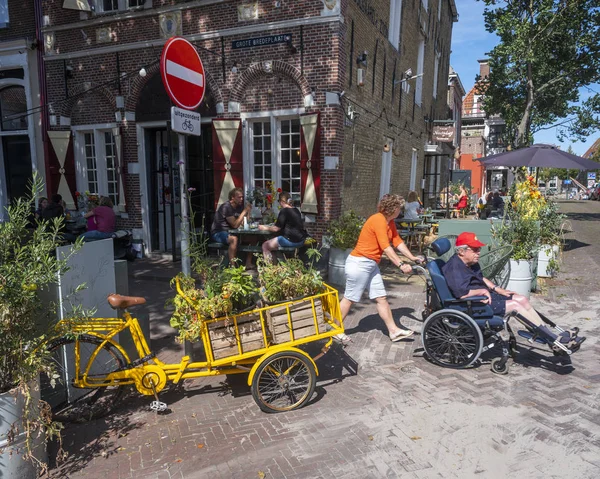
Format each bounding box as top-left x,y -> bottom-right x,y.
415,238 -> 577,374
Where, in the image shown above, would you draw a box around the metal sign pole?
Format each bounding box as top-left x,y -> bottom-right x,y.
179,133 -> 191,276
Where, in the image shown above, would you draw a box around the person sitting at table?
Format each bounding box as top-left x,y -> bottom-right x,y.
492,191 -> 505,216
258,191 -> 308,262
35,197 -> 48,219
455,185 -> 469,216
403,191 -> 423,220
210,187 -> 253,268
40,194 -> 76,242
79,196 -> 116,242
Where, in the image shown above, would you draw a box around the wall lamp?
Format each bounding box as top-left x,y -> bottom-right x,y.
356,51 -> 368,67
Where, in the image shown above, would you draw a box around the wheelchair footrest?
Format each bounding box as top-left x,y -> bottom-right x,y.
517,330 -> 548,345
150,400 -> 168,412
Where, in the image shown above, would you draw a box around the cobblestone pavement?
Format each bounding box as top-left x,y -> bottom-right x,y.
47,200 -> 600,479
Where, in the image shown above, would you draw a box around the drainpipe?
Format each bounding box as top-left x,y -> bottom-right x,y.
34,0 -> 53,196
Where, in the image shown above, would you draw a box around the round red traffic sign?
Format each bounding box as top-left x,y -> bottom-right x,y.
160,37 -> 205,110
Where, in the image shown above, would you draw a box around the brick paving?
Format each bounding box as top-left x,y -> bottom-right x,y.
47,200 -> 600,479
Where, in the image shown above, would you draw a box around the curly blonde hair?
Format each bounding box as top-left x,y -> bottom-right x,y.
378,194 -> 404,217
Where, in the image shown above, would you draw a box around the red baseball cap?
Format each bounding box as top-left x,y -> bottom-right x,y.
456,232 -> 486,248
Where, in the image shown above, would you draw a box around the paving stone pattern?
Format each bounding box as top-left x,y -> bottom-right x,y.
47,201 -> 600,479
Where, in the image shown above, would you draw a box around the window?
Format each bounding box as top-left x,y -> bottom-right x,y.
93,0 -> 147,13
76,129 -> 119,207
0,86 -> 27,131
388,0 -> 403,50
432,52 -> 440,99
415,39 -> 425,106
0,0 -> 8,28
409,149 -> 418,191
247,116 -> 302,204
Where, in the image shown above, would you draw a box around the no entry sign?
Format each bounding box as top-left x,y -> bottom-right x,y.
160,37 -> 205,110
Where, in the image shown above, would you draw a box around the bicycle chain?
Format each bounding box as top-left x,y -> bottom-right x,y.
119,352 -> 157,370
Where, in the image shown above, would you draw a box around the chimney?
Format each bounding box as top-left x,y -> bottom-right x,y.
478,59 -> 490,80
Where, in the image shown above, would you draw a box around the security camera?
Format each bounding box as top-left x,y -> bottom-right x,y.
404,68 -> 413,79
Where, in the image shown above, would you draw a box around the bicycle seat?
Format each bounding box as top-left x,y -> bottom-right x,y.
107,294 -> 146,309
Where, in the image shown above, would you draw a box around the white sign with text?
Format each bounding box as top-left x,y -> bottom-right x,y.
171,106 -> 201,136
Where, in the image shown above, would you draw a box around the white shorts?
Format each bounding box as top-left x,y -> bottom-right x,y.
343,255 -> 387,302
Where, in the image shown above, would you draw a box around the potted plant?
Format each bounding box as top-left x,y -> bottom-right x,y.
327,211 -> 365,285
491,177 -> 545,297
0,175 -> 82,477
257,256 -> 326,344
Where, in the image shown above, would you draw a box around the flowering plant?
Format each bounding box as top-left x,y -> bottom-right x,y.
491,177 -> 546,260
75,191 -> 100,212
247,182 -> 281,208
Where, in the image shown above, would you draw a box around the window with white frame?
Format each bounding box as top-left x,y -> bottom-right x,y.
388,0 -> 403,50
415,39 -> 425,106
247,116 -> 302,204
77,129 -> 119,207
409,149 -> 418,191
93,0 -> 148,14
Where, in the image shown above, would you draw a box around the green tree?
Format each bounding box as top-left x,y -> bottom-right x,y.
478,0 -> 600,147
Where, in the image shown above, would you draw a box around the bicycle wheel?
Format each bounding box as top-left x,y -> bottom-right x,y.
251,351 -> 316,413
422,309 -> 483,368
40,335 -> 127,422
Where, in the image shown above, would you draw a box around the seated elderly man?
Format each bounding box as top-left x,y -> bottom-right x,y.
442,232 -> 585,353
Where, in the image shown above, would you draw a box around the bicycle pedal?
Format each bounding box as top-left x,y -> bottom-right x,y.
150,400 -> 168,412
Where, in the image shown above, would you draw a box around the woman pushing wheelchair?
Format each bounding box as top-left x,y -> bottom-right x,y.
443,232 -> 585,354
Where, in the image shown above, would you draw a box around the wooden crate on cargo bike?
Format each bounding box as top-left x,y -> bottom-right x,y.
207,311 -> 267,360
266,296 -> 327,345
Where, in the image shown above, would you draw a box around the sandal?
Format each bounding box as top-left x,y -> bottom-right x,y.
390,329 -> 414,342
333,333 -> 353,345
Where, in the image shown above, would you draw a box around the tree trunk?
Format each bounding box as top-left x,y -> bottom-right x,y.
517,62 -> 535,148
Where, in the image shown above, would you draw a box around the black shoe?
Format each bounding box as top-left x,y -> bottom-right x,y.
568,336 -> 586,353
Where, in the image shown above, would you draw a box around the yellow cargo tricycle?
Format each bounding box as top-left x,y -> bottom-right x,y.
41,279 -> 344,422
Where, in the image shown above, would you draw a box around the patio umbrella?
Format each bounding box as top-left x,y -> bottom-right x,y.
479,144 -> 600,170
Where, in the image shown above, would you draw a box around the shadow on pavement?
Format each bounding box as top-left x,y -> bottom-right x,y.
344,307 -> 420,338
563,238 -> 591,252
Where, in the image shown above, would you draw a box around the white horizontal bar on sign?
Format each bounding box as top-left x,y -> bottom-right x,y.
166,60 -> 204,87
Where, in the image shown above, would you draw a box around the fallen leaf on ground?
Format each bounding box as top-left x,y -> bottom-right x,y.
197,444 -> 204,448
257,471 -> 266,479
410,436 -> 422,441
368,435 -> 374,441
174,458 -> 183,463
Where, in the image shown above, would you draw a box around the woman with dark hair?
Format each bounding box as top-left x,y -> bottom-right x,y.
336,194 -> 424,344
79,196 -> 116,241
258,191 -> 308,261
35,197 -> 48,218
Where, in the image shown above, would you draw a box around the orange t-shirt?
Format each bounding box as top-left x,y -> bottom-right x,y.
350,212 -> 403,262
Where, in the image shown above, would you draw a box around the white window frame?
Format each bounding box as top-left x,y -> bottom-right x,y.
415,39 -> 425,106
409,149 -> 418,191
92,0 -> 150,14
379,140 -> 393,198
388,0 -> 403,50
438,0 -> 442,21
73,124 -> 119,208
242,109 -> 305,205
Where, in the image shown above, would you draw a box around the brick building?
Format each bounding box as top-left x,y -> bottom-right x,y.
39,0 -> 458,253
0,0 -> 45,218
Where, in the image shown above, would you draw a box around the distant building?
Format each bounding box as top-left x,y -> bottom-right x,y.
582,138 -> 600,160
459,59 -> 514,196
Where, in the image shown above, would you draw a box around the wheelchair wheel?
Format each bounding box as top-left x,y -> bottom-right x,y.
422,309 -> 483,368
491,357 -> 509,375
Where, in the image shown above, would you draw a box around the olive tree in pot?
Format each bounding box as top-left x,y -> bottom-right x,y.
0,175 -> 82,477
326,211 -> 364,286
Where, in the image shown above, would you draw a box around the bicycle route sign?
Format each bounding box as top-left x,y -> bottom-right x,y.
171,106 -> 201,136
160,36 -> 205,110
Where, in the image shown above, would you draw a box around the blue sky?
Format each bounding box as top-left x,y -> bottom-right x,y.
450,0 -> 597,156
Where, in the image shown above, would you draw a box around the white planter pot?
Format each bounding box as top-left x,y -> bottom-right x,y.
506,259 -> 533,299
0,384 -> 48,478
328,247 -> 352,286
537,244 -> 560,278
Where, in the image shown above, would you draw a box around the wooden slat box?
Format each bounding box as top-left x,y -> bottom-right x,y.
207,312 -> 266,360
266,299 -> 326,345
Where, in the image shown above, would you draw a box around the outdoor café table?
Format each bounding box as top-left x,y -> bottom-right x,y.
429,209 -> 448,218
394,218 -> 425,252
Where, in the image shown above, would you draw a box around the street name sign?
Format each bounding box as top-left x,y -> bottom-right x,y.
160,36 -> 205,110
171,107 -> 201,136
